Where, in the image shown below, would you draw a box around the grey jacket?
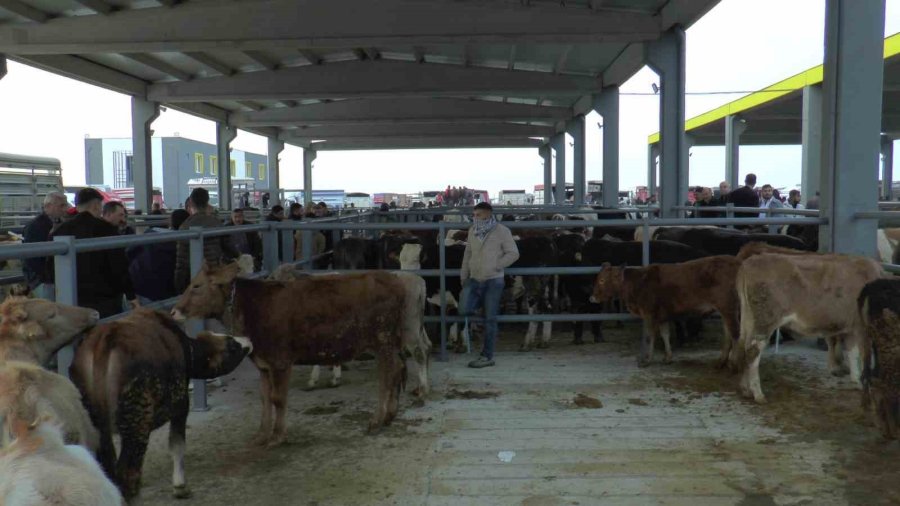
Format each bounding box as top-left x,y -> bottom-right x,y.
461,223 -> 519,282
174,212 -> 238,292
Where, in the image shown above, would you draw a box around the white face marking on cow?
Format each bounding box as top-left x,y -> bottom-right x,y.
426,292 -> 458,310
399,243 -> 423,271
170,309 -> 186,322
228,335 -> 253,354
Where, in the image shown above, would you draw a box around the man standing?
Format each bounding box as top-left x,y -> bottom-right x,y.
460,202 -> 520,369
101,201 -> 134,235
758,184 -> 784,217
227,208 -> 262,270
22,192 -> 69,300
50,188 -> 138,317
727,173 -> 760,219
787,190 -> 805,210
716,181 -> 731,205
693,187 -> 723,218
174,188 -> 238,292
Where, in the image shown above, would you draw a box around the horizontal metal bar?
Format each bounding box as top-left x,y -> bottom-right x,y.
0,241 -> 69,261
72,224 -> 268,252
0,274 -> 25,286
882,263 -> 900,274
304,266 -> 605,276
855,211 -> 900,220
423,313 -> 641,323
671,205 -> 821,217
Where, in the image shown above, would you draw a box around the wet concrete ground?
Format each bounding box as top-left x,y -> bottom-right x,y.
135,322 -> 900,506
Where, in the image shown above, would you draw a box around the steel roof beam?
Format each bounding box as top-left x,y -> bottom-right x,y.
242,50 -> 278,71
310,137 -> 543,151
279,122 -> 555,141
10,54 -> 146,95
0,0 -> 661,54
183,51 -> 234,76
148,60 -> 601,102
0,0 -> 49,22
121,53 -> 192,81
72,0 -> 114,15
231,98 -> 572,127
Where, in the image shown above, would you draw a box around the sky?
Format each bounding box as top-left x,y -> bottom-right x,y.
0,0 -> 898,199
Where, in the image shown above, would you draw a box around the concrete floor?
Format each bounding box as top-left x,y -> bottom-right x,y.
135,323 -> 900,506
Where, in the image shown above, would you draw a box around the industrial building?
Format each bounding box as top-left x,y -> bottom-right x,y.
84,136 -> 268,209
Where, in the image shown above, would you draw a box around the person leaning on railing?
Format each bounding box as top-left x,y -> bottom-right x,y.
49,188 -> 138,318
127,209 -> 189,305
173,188 -> 239,293
22,191 -> 70,301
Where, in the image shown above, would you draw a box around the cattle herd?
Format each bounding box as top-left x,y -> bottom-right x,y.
1,211 -> 900,504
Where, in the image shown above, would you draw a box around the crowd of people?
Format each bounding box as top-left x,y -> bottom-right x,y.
21,188 -> 337,318
691,173 -> 813,219
439,185 -> 482,207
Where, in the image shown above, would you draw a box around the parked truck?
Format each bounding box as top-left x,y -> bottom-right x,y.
0,152 -> 65,228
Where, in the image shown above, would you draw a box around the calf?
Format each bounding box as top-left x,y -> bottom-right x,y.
858,279 -> 900,439
0,421 -> 123,506
554,233 -> 603,345
514,236 -> 557,351
735,254 -> 884,403
0,360 -> 98,451
400,242 -> 466,352
71,309 -> 252,500
591,256 -> 741,367
333,237 -> 377,270
0,297 -> 99,365
172,265 -> 409,445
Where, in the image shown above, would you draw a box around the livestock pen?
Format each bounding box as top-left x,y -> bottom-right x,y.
3,207 -> 900,505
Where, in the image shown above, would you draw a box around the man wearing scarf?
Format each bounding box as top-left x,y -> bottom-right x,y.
461,202 -> 520,368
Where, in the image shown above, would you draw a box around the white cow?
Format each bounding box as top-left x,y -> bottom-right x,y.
0,421 -> 123,506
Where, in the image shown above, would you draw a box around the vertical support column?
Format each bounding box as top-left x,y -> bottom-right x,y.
539,145 -> 552,205
647,144 -> 659,199
646,26 -> 688,218
594,87 -> 620,208
818,0 -> 885,256
53,236 -> 77,377
303,148 -> 317,206
801,84 -> 823,201
131,97 -> 160,214
187,227 -> 208,410
882,135 -> 895,201
724,115 -> 746,190
266,138 -> 284,204
216,123 -> 237,211
567,116 -> 586,205
0,54 -> 7,80
261,223 -> 279,274
551,133 -> 566,205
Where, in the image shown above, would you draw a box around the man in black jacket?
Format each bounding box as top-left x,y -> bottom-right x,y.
50,188 -> 138,317
22,191 -> 70,300
227,208 -> 263,270
727,173 -> 761,219
127,209 -> 189,305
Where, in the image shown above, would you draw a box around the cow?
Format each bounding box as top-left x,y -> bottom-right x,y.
0,297 -> 99,365
71,309 -> 252,500
514,236 -> 558,351
0,360 -> 98,451
377,232 -> 421,269
736,241 -> 818,261
399,242 -> 466,352
0,421 -> 123,506
554,233 -> 603,345
591,256 -> 742,368
171,264 -> 409,445
333,237 -> 377,270
654,227 -> 810,256
734,253 -> 884,404
858,279 -> 900,439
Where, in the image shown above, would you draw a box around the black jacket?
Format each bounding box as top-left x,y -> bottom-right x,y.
727,186 -> 760,218
226,220 -> 263,270
50,212 -> 135,302
127,228 -> 177,301
22,213 -> 54,286
174,213 -> 238,293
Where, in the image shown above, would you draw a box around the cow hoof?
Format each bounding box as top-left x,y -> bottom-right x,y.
831,367 -> 850,378
593,336 -> 605,344
250,433 -> 271,447
663,357 -> 674,365
328,381 -> 341,389
518,345 -> 532,352
302,384 -> 317,391
173,485 -> 193,499
266,435 -> 286,449
637,359 -> 651,368
571,339 -> 585,346
411,398 -> 426,408
537,341 -> 550,349
753,396 -> 768,405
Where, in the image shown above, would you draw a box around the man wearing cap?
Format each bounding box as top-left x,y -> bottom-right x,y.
50,188 -> 138,317
460,202 -> 520,369
22,191 -> 70,300
174,188 -> 238,292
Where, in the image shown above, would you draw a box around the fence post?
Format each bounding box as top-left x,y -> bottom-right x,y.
641,215 -> 650,267
53,236 -> 77,377
302,229 -> 314,271
281,228 -> 294,264
261,222 -> 279,275
726,203 -> 735,229
438,221 -> 448,362
188,227 -> 209,411
767,208 -> 778,234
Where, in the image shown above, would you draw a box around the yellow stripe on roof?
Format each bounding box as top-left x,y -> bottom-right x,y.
648,31 -> 900,145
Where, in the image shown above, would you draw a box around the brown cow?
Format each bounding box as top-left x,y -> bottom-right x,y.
591,256 -> 741,368
0,297 -> 99,365
71,309 -> 252,500
858,279 -> 900,439
735,241 -> 818,261
735,254 -> 884,404
171,264 -> 408,446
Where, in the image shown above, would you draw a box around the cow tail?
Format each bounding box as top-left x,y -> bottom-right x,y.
87,328 -> 119,476
858,294 -> 875,408
731,267 -> 753,372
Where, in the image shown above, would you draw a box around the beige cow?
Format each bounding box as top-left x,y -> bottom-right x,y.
0,297 -> 99,365
734,253 -> 885,403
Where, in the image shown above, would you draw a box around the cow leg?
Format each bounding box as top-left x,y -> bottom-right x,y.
717,310 -> 740,369
96,426 -> 118,483
117,426 -> 151,501
827,335 -> 850,377
252,365 -> 275,446
522,300 -> 538,351
330,365 -> 342,388
304,365 -> 321,390
370,348 -> 403,432
740,337 -> 769,404
572,320 -> 585,345
169,403 -> 192,499
268,367 -> 293,447
660,324 -> 673,364
844,333 -> 864,388
538,321 -> 552,349
638,319 -> 658,368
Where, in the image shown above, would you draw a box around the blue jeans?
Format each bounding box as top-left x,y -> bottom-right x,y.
462,277 -> 505,360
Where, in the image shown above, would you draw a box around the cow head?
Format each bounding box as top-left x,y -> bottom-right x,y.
589,263 -> 625,304
171,262 -> 241,321
187,331 -> 253,379
0,298 -> 99,365
399,243 -> 423,271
